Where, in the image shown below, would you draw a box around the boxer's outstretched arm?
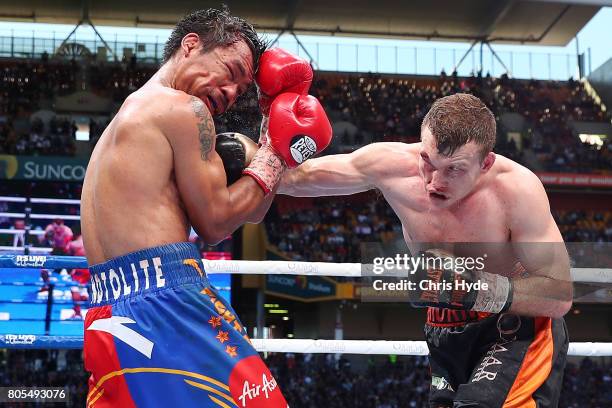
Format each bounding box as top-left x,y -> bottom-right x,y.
279,143 -> 392,196
506,170 -> 573,318
165,96 -> 275,244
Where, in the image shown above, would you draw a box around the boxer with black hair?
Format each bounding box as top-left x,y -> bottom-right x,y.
81,7 -> 331,406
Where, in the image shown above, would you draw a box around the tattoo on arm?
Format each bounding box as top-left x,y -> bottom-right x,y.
191,96 -> 215,161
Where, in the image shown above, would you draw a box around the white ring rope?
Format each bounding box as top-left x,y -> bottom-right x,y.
0,212 -> 26,218
0,246 -> 52,253
0,255 -> 608,355
204,259 -> 363,277
30,198 -> 80,205
203,260 -> 612,283
0,229 -> 45,236
0,256 -> 606,283
571,268 -> 612,284
0,197 -> 26,203
0,213 -> 80,220
0,196 -> 80,205
29,214 -> 80,220
249,339 -> 612,357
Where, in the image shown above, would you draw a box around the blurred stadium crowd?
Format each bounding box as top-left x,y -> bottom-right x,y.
1,59 -> 611,173
0,350 -> 610,408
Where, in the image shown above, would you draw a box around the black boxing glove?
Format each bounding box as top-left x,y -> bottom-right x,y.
215,133 -> 258,185
409,249 -> 513,313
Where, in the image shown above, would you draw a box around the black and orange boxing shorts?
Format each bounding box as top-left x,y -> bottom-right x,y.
425,307 -> 568,407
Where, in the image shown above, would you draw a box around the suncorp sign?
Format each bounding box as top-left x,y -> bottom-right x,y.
23,161 -> 86,181
0,156 -> 89,181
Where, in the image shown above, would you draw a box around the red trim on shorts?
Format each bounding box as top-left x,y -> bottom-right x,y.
426,307 -> 491,326
84,305 -> 137,408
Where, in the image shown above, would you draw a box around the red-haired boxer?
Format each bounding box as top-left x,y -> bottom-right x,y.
280,93 -> 571,407
81,8 -> 331,407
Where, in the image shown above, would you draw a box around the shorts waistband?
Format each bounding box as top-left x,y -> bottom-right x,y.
88,242 -> 208,306
426,307 -> 492,327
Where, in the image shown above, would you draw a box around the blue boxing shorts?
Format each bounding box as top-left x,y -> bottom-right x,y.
84,242 -> 287,408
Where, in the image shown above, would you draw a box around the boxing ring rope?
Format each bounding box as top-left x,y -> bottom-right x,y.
0,254 -> 610,356
1,255 -> 610,282
1,336 -> 610,356
3,196 -> 606,281
0,229 -> 46,235
0,246 -> 52,253
0,197 -> 80,205
0,213 -> 81,221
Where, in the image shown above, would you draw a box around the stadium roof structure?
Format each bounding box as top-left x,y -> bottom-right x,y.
0,0 -> 609,46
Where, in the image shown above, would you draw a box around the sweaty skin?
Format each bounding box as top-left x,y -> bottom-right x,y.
280,128 -> 572,318
82,38 -> 274,265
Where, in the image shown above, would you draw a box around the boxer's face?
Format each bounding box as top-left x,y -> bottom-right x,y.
419,127 -> 494,208
177,36 -> 254,115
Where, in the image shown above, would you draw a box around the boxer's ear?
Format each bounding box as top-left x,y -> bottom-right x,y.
181,33 -> 200,57
481,152 -> 495,172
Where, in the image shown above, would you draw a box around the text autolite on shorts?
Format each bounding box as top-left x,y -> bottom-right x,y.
372,279 -> 488,292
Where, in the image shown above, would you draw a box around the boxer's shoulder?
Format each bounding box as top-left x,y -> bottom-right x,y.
491,154 -> 546,203
374,142 -> 420,175
112,86 -> 181,127
362,142 -> 419,165
123,86 -> 201,121
162,90 -> 211,125
374,141 -> 418,154
127,86 -> 214,141
345,142 -> 417,179
352,142 -> 419,192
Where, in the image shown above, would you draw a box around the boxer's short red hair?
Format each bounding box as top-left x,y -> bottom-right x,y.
422,93 -> 496,160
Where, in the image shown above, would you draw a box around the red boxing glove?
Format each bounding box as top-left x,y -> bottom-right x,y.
268,93 -> 332,168
256,48 -> 313,114
243,93 -> 332,193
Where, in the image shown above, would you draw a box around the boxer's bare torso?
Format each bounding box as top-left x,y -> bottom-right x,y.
283,142 -> 519,262
368,143 -> 517,270
81,86 -> 191,264
280,138 -> 571,317
82,40 -> 268,265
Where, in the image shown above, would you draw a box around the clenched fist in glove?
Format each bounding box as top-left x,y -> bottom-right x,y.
242,93 -> 332,194
409,249 -> 514,314
256,48 -> 313,115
